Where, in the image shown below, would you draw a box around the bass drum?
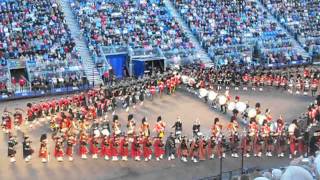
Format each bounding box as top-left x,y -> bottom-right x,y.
181,75 -> 189,84
248,108 -> 257,118
218,95 -> 227,105
235,102 -> 247,113
227,102 -> 236,111
208,91 -> 218,101
199,88 -> 208,98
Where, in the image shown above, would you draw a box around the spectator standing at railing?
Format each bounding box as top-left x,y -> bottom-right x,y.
102,70 -> 110,84
11,77 -> 16,92
0,82 -> 7,95
19,75 -> 26,92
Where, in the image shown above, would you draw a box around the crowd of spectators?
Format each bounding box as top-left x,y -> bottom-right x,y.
173,0 -> 310,66
0,0 -> 85,94
261,0 -> 320,58
70,0 -> 196,62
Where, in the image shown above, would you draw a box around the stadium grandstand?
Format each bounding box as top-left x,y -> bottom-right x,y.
0,0 -> 320,180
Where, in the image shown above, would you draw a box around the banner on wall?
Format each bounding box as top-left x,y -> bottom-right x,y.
133,60 -> 145,78
106,54 -> 127,78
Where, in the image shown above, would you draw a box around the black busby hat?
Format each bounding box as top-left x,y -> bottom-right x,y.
157,116 -> 162,122
27,103 -> 32,108
128,114 -> 133,121
142,117 -> 146,123
113,115 -> 119,122
40,134 -> 47,142
24,135 -> 29,140
214,117 -> 219,124
255,102 -> 261,108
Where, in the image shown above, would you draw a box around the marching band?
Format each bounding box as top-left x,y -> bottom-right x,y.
1,64 -> 320,164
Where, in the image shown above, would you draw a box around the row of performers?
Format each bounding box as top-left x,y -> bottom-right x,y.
1,74 -> 181,132
188,72 -> 319,95
7,117 -> 320,163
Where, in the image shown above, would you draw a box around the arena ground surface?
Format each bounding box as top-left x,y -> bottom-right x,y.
0,87 -> 314,180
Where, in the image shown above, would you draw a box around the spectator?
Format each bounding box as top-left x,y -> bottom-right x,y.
19,75 -> 26,92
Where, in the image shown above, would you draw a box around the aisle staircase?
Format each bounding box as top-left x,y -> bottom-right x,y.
163,0 -> 214,66
58,0 -> 103,86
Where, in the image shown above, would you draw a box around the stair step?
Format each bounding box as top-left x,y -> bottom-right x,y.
58,0 -> 103,85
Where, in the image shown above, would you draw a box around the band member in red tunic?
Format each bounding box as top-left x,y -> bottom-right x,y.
27,103 -> 34,123
241,132 -> 251,157
66,134 -> 76,161
101,135 -> 111,160
274,118 -> 286,157
266,74 -> 273,86
189,137 -> 200,163
170,77 -> 176,94
127,114 -> 136,140
295,78 -> 303,94
178,137 -> 188,162
248,119 -> 259,157
110,136 -> 119,161
311,78 -> 318,97
54,137 -> 64,162
227,117 -> 239,158
112,115 -> 121,137
207,135 -> 216,159
143,136 -> 153,161
166,78 -> 172,94
13,109 -> 23,130
198,136 -> 207,161
90,135 -> 100,159
261,120 -> 272,157
2,111 -> 12,133
242,73 -> 250,90
8,133 -> 18,163
39,134 -> 49,163
131,136 -> 141,161
211,118 -> 222,138
140,117 -> 150,138
280,76 -> 288,90
154,116 -> 166,138
79,131 -> 89,159
288,119 -> 298,159
158,80 -> 165,98
153,137 -> 165,161
119,135 -> 129,161
50,99 -> 57,115
149,84 -> 156,100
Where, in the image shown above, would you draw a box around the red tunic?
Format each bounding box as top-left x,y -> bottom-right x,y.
110,138 -> 118,157
4,116 -> 12,130
14,113 -> 23,126
54,144 -> 64,158
131,138 -> 141,158
153,139 -> 165,158
90,138 -> 100,155
100,137 -> 111,157
119,138 -> 129,157
150,86 -> 156,95
143,138 -> 153,158
66,139 -> 76,156
199,139 -> 206,160
79,135 -> 88,155
159,82 -> 164,92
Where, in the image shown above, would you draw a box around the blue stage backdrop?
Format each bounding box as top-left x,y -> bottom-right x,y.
106,54 -> 127,78
133,60 -> 145,78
